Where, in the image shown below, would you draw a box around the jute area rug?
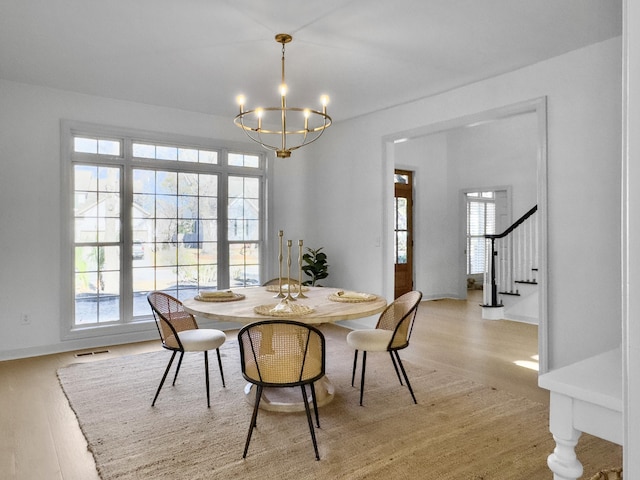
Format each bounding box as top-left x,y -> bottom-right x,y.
58,325 -> 619,480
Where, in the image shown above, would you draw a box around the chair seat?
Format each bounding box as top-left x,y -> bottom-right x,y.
346,329 -> 393,352
167,328 -> 226,351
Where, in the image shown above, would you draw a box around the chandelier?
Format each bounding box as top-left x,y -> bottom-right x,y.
234,33 -> 332,158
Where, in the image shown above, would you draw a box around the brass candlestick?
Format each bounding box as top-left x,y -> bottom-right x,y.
285,240 -> 295,301
285,240 -> 295,300
295,239 -> 307,298
275,230 -> 285,298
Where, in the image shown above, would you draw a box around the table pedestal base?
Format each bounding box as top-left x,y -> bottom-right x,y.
244,376 -> 335,412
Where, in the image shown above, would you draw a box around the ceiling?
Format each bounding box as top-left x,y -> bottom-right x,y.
0,0 -> 622,123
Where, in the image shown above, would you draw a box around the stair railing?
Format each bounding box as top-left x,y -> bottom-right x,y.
483,205 -> 538,308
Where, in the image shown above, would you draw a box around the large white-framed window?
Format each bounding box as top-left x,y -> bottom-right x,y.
62,122 -> 266,336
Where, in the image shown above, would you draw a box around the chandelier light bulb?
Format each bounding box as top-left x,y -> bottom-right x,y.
255,108 -> 264,118
320,95 -> 330,106
279,83 -> 288,96
303,109 -> 311,118
236,94 -> 246,106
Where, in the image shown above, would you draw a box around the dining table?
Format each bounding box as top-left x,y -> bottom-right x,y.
182,285 -> 387,411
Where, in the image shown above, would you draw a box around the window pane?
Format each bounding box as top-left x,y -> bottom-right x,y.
178,172 -> 198,196
74,245 -> 120,324
133,169 -> 155,194
132,143 -> 155,158
228,176 -> 244,197
156,146 -> 177,161
178,148 -> 198,162
396,231 -> 407,264
199,150 -> 218,164
230,243 -> 260,286
74,137 -> 97,154
396,197 -> 407,230
98,140 -> 121,156
229,153 -> 259,168
394,174 -> 409,184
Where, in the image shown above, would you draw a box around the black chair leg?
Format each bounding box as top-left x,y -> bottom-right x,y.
310,382 -> 320,428
301,384 -> 320,460
216,348 -> 226,387
359,351 -> 367,406
172,351 -> 184,386
243,385 -> 263,458
204,350 -> 210,408
152,351 -> 177,406
351,350 -> 359,387
389,351 -> 404,385
394,350 -> 417,404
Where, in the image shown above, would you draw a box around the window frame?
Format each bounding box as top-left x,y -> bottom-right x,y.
61,121 -> 268,340
465,191 -> 497,276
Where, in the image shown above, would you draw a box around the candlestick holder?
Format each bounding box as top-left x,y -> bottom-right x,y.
294,239 -> 308,298
275,230 -> 285,298
285,240 -> 295,301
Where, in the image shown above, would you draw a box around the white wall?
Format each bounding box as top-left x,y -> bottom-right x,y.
308,37 -> 622,370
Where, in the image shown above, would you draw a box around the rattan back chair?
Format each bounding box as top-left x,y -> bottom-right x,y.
346,290 -> 422,406
147,291 -> 226,407
238,320 -> 326,460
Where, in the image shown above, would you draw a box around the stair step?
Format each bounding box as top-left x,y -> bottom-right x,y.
499,291 -> 520,296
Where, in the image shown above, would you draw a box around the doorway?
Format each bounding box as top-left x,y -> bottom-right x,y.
394,169 -> 414,298
383,97 -> 548,372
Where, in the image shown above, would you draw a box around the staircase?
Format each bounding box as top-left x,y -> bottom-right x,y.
482,205 -> 539,324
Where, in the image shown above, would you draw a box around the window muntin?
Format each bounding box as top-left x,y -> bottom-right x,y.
68,127 -> 264,329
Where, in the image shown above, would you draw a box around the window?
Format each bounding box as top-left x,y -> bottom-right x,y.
64,124 -> 265,332
466,191 -> 496,275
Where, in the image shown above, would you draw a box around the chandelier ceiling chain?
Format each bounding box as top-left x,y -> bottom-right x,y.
234,33 -> 332,158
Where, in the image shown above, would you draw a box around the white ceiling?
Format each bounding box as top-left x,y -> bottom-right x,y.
0,0 -> 622,122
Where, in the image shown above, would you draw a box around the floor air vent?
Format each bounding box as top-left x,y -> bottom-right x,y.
75,349 -> 110,357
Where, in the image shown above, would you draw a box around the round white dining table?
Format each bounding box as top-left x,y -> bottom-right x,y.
182,285 -> 387,411
181,285 -> 387,325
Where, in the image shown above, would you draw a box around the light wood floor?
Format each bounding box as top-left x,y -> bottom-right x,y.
0,290 -> 615,479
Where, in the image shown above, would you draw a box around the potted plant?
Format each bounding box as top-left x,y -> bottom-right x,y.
301,247 -> 329,286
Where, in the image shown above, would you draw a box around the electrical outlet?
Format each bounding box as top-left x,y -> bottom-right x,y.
20,314 -> 30,325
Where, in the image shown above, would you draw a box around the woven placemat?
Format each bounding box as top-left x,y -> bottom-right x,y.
194,293 -> 245,302
328,291 -> 378,303
254,303 -> 314,317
